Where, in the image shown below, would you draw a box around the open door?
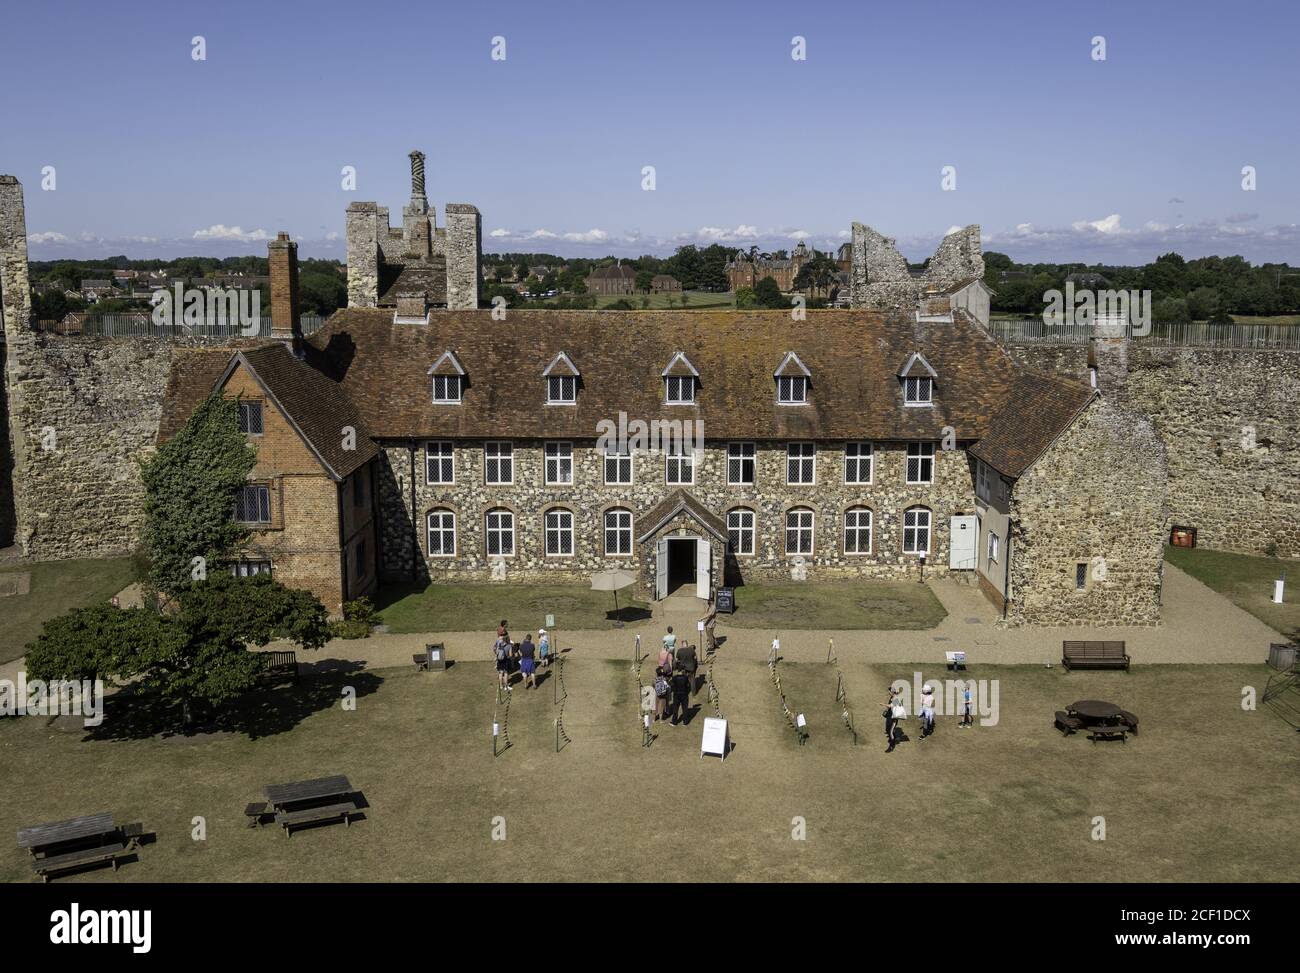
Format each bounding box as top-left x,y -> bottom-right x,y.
655,538 -> 668,600
696,537 -> 711,599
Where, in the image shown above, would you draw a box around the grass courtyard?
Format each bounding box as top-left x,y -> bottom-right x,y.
2,656 -> 1293,883
0,558 -> 136,665
1165,545 -> 1300,642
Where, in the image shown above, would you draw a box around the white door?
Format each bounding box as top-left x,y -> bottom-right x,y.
655,539 -> 669,600
696,538 -> 711,599
949,515 -> 977,570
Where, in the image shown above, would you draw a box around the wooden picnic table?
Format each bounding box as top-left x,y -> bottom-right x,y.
1068,700 -> 1124,724
264,776 -> 352,810
18,813 -> 115,855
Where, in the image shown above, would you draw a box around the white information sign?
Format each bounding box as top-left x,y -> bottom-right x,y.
700,717 -> 729,760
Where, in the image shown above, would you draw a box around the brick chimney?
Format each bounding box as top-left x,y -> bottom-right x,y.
267,231 -> 301,347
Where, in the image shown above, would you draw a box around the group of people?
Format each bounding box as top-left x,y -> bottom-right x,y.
883,682 -> 974,753
652,626 -> 699,726
493,619 -> 552,691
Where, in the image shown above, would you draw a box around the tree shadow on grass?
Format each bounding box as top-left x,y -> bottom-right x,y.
85,664 -> 384,743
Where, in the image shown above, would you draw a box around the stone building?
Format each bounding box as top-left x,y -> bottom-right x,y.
345,151 -> 481,311
650,275 -> 681,294
585,263 -> 636,296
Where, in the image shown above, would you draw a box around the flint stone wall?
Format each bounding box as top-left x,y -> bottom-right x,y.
374,438 -> 979,593
1006,399 -> 1168,627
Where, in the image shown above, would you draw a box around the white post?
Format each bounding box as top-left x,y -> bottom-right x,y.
1273,578 -> 1284,604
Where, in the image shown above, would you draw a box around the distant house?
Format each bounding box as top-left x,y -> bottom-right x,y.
650,274 -> 681,294
80,280 -> 118,301
586,264 -> 636,296
1065,272 -> 1109,289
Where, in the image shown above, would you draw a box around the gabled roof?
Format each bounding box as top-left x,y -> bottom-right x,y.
899,352 -> 938,379
635,489 -> 728,544
427,350 -> 466,377
306,308 -> 1024,441
215,344 -> 379,481
774,351 -> 812,379
968,371 -> 1097,479
661,351 -> 700,378
158,344 -> 376,482
588,264 -> 636,279
542,352 -> 580,377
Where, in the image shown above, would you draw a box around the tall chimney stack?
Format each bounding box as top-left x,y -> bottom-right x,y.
409,150 -> 427,203
267,231 -> 301,350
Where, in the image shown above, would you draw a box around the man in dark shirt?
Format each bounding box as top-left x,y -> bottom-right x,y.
674,641 -> 699,694
669,669 -> 692,725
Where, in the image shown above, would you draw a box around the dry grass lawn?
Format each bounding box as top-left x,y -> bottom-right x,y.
2,654 -> 1294,883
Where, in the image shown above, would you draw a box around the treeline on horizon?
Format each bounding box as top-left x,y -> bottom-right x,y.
26,247 -> 1300,322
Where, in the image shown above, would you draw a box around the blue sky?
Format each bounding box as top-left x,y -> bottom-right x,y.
3,0 -> 1297,263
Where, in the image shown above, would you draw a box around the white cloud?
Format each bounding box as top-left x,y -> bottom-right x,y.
27,231 -> 68,243
690,224 -> 760,242
192,224 -> 270,242
944,225 -> 963,236
1070,213 -> 1125,235
488,227 -> 512,238
787,229 -> 812,240
561,228 -> 608,243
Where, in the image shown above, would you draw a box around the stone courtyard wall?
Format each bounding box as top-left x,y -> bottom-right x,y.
1004,341 -> 1300,558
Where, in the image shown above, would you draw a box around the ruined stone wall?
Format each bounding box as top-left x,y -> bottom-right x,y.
1,176 -> 34,552
374,438 -> 979,593
345,203 -> 381,307
1007,398 -> 1167,627
444,204 -> 481,310
849,223 -> 984,310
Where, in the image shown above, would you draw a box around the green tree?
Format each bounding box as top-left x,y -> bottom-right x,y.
754,276 -> 785,308
735,286 -> 757,308
1185,287 -> 1220,321
635,270 -> 655,293
26,574 -> 330,726
139,392 -> 256,597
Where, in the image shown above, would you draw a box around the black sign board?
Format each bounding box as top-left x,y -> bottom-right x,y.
715,587 -> 735,613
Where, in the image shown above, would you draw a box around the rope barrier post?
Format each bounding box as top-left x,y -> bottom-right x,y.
555,718 -> 560,754
633,633 -> 641,672
827,637 -> 835,664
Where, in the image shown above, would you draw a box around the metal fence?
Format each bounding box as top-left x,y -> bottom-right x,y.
986,317 -> 1300,350
30,314 -> 327,339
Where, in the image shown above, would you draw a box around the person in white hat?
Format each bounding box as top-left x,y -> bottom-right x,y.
537,628 -> 551,668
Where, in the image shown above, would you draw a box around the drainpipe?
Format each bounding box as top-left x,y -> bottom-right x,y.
337,479 -> 348,605
1001,535 -> 1012,619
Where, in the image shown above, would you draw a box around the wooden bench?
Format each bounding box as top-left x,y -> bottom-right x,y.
1117,709 -> 1139,734
1087,724 -> 1129,743
31,841 -> 129,882
244,802 -> 268,828
275,802 -> 358,836
261,650 -> 299,686
1054,710 -> 1083,735
1062,641 -> 1130,671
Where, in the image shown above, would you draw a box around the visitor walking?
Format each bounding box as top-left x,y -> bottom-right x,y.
960,683 -> 974,728
674,640 -> 698,694
537,628 -> 551,668
518,633 -> 538,689
493,635 -> 512,690
663,625 -> 677,655
669,668 -> 692,725
653,665 -> 671,722
657,635 -> 675,675
920,682 -> 936,739
884,687 -> 904,753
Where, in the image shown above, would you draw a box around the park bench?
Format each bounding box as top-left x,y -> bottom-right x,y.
31,841 -> 130,882
1061,641 -> 1129,671
1087,723 -> 1128,743
260,650 -> 299,686
1117,709 -> 1139,734
275,802 -> 358,836
244,802 -> 269,828
1054,710 -> 1083,735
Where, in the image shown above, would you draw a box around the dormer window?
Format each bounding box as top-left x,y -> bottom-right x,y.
774,351 -> 811,405
433,375 -> 462,403
904,376 -> 933,405
428,350 -> 466,405
665,376 -> 694,404
543,352 -> 580,405
662,351 -> 699,405
777,376 -> 808,404
548,376 -> 577,403
898,352 -> 937,408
